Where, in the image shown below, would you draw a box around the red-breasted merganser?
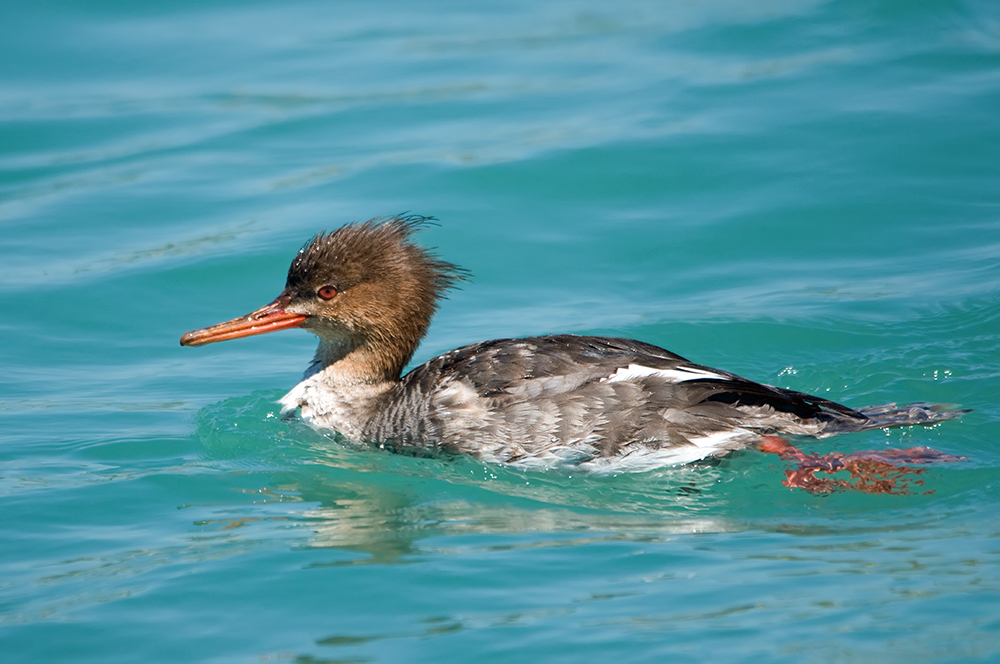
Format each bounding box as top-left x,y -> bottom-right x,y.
180,216 -> 965,472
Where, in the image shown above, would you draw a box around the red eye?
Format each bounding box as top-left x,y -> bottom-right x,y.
317,285 -> 338,300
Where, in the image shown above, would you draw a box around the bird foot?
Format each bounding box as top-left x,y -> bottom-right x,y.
758,436 -> 963,495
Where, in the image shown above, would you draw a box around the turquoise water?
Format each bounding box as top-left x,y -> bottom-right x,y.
3,0 -> 1000,661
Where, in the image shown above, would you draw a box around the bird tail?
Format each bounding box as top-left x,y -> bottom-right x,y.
855,402 -> 970,429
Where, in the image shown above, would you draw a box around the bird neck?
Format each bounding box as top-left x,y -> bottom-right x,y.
307,332 -> 417,387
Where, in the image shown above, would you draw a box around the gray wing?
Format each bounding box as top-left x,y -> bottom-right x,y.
363,335 -> 871,462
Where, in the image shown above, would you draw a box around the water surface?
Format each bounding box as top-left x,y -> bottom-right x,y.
2,1 -> 999,662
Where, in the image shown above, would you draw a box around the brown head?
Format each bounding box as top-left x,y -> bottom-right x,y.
180,216 -> 466,382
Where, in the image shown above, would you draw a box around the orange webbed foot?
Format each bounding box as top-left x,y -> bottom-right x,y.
758,436 -> 963,495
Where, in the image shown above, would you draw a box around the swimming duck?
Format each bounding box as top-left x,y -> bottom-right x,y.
181,216 -> 963,472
